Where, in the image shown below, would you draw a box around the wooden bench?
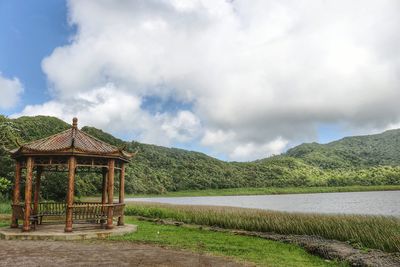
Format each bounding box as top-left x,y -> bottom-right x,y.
70,203 -> 107,224
12,202 -> 125,227
70,203 -> 125,225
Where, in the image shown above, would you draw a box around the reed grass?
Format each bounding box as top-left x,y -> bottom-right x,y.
125,203 -> 400,252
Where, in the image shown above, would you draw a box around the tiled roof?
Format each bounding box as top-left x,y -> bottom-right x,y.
12,118 -> 132,161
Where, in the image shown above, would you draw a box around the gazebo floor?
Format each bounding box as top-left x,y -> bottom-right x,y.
0,223 -> 137,241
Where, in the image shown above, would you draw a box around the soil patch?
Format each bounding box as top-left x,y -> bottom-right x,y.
0,240 -> 249,267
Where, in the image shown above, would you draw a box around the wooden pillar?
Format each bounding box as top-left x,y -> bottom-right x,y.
101,167 -> 108,205
65,156 -> 76,233
106,159 -> 115,229
11,161 -> 22,228
33,167 -> 43,215
118,163 -> 125,226
100,167 -> 108,226
22,157 -> 34,232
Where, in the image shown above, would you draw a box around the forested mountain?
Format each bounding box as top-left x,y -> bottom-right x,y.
0,115 -> 399,198
286,129 -> 400,168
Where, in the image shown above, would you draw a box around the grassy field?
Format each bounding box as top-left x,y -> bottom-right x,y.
125,203 -> 400,252
113,217 -> 345,267
125,185 -> 400,198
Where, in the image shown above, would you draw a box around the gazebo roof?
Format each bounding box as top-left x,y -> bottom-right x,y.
11,118 -> 133,162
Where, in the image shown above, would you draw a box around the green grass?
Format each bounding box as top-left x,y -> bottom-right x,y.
0,202 -> 10,214
113,217 -> 345,267
125,203 -> 400,252
124,185 -> 400,198
0,217 -> 8,227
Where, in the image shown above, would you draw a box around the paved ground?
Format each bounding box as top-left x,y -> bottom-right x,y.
0,240 -> 249,267
0,223 -> 137,240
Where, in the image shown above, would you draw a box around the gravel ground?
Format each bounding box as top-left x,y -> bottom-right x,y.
0,240 -> 249,267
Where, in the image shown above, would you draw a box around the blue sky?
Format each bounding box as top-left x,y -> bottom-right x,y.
1,0 -> 399,161
0,0 -> 74,114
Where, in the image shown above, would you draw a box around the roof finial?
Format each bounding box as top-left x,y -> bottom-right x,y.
72,117 -> 78,129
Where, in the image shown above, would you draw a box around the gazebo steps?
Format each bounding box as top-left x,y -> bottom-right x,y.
0,223 -> 137,241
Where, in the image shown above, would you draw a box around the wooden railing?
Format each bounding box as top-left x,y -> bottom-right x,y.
12,202 -> 125,223
37,202 -> 66,216
112,203 -> 125,217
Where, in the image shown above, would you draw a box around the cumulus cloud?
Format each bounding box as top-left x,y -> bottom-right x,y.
158,110 -> 201,142
15,84 -> 199,146
0,73 -> 24,109
230,137 -> 289,161
16,0 -> 400,160
202,129 -> 288,161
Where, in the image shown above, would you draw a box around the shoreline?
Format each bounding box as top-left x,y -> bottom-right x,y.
123,185 -> 400,198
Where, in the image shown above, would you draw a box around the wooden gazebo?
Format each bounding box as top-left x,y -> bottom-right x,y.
9,118 -> 133,232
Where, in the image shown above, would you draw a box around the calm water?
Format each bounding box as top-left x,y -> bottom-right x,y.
127,190 -> 400,216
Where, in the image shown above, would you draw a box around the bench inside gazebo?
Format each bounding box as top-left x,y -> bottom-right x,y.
9,118 -> 134,233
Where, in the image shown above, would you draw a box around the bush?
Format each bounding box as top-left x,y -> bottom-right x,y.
0,177 -> 11,200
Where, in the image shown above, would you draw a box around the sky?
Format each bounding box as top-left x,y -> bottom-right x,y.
0,0 -> 400,161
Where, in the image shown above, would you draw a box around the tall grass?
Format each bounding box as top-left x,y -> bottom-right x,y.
125,203 -> 400,253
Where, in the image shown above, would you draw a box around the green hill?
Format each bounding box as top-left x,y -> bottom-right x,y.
0,115 -> 399,198
286,129 -> 400,168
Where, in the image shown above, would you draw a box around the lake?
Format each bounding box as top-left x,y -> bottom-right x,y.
127,190 -> 400,216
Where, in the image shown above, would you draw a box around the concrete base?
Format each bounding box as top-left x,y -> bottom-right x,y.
0,223 -> 137,241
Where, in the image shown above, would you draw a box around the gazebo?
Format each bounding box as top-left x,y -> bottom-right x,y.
9,118 -> 133,232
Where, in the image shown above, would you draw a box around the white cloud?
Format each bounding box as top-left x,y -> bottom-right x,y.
158,110 -> 201,142
201,130 -> 236,146
230,137 -> 289,161
16,0 -> 400,160
0,73 -> 24,109
201,130 -> 288,161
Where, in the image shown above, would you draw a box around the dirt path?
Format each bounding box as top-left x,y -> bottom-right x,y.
0,240 -> 249,267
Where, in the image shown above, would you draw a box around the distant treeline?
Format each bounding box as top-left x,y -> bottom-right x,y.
0,115 -> 399,200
